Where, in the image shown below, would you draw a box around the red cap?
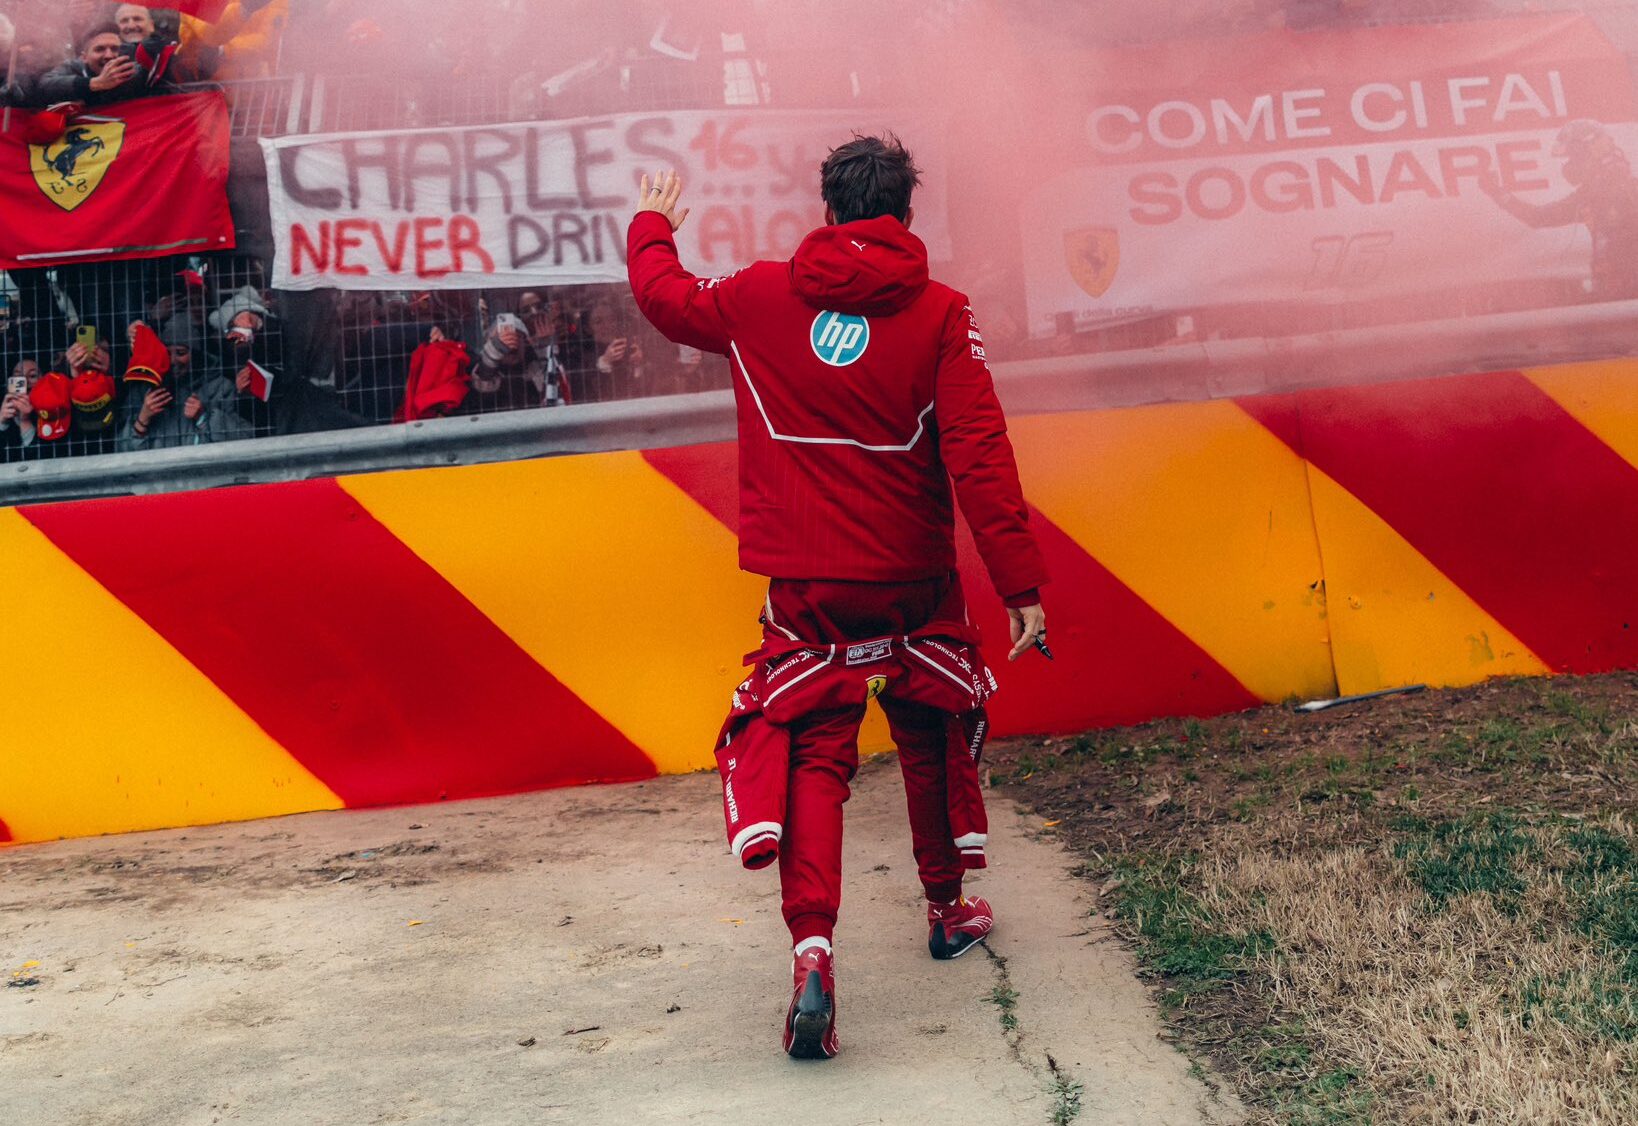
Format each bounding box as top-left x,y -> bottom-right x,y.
70,371 -> 117,433
29,373 -> 72,442
125,323 -> 172,387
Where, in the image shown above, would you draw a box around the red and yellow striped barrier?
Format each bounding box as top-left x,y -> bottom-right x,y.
3,361 -> 1634,845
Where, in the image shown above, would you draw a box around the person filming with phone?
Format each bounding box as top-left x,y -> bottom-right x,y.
39,17 -> 206,107
0,359 -> 42,461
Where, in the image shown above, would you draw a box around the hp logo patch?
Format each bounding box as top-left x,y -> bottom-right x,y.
810,311 -> 870,367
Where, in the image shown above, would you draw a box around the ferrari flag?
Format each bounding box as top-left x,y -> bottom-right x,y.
0,92 -> 236,270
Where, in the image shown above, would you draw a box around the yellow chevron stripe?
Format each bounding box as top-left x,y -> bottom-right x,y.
1525,360 -> 1638,472
1009,404 -> 1336,703
0,509 -> 341,843
340,455 -> 767,775
1305,467 -> 1549,692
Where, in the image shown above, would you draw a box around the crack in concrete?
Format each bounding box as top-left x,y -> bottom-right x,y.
981,943 -> 1084,1125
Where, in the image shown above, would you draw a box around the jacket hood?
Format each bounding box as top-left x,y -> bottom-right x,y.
790,216 -> 930,317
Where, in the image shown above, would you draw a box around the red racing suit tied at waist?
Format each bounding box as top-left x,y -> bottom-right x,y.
714,622 -> 995,871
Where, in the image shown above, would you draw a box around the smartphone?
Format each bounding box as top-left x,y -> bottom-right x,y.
5,375 -> 25,397
75,325 -> 98,351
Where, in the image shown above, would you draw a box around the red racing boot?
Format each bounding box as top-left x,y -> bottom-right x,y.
927,894 -> 994,960
782,939 -> 839,1059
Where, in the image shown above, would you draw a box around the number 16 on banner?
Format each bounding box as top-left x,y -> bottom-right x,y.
1304,231 -> 1395,290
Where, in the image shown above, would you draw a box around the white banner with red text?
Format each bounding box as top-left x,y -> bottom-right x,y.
1020,14 -> 1636,332
261,111 -> 951,291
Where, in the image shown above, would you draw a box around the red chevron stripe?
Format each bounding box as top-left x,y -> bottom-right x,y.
646,442 -> 1259,727
644,444 -> 741,531
1238,373 -> 1638,674
0,816 -> 10,843
22,480 -> 655,806
955,511 -> 1261,730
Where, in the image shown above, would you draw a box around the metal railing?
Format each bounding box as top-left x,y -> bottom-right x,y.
177,74 -> 306,138
6,297 -> 1638,508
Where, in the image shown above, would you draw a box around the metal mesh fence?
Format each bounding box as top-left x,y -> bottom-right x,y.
330,284 -> 729,427
9,2 -> 1638,466
1,253 -> 285,461
0,258 -> 731,463
0,10 -> 753,464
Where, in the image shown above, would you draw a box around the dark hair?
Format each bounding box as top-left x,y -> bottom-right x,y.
820,133 -> 922,225
79,22 -> 121,51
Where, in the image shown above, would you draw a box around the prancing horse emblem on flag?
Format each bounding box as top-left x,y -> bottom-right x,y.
1064,226 -> 1120,299
30,121 -> 126,212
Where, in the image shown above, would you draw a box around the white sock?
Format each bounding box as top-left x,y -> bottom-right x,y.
793,936 -> 832,957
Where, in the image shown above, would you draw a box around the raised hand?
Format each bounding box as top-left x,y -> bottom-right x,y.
637,170 -> 690,232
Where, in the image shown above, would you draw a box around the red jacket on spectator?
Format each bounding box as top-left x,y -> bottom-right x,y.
395,339 -> 471,423
627,212 -> 1046,604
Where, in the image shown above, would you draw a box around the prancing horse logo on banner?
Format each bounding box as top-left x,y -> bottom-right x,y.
30,121 -> 126,212
1064,226 -> 1120,299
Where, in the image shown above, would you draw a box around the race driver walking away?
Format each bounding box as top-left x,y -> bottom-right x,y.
627,135 -> 1048,1060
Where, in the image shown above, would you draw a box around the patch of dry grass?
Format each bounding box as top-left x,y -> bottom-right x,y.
995,674 -> 1638,1124
1195,816 -> 1638,1123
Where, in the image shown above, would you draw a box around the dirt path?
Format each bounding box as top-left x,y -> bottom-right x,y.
0,757 -> 1236,1126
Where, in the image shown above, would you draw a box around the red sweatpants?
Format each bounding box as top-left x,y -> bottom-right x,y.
764,574 -> 970,945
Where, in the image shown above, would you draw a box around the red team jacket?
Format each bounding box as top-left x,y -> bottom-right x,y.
626,211 -> 1047,604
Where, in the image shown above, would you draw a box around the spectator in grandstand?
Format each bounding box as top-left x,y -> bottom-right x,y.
39,24 -> 144,105
1483,119 -> 1638,301
336,290 -> 384,329
6,270 -> 61,373
584,296 -> 647,402
394,331 -> 472,423
149,269 -> 212,346
115,4 -> 155,43
339,290 -> 465,423
34,336 -> 121,458
471,307 -> 564,410
212,286 -> 366,436
118,319 -> 252,451
525,290 -> 598,397
0,358 -> 42,461
40,18 -> 210,106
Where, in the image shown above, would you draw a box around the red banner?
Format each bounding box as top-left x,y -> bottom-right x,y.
172,0 -> 232,20
0,92 -> 236,270
1019,14 -> 1638,330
